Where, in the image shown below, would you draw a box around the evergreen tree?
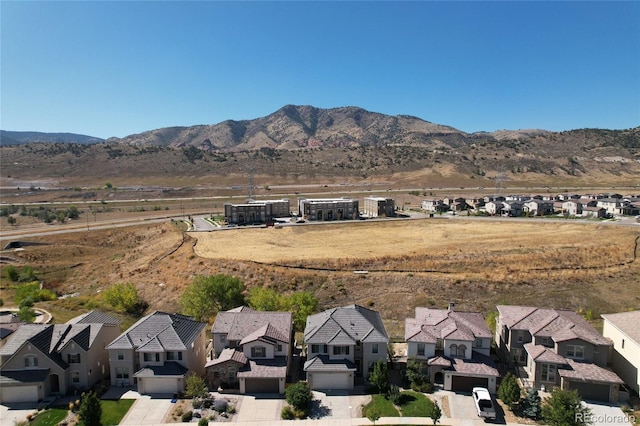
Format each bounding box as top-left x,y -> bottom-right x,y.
542,388 -> 592,426
522,387 -> 541,420
78,391 -> 102,426
430,401 -> 442,425
497,372 -> 521,409
369,359 -> 389,394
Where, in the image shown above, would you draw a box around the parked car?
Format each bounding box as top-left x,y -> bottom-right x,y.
472,387 -> 496,420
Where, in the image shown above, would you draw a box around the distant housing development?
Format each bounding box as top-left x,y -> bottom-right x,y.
224,199 -> 290,225
298,197 -> 359,221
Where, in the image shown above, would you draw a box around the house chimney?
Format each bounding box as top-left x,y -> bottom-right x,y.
448,302 -> 455,311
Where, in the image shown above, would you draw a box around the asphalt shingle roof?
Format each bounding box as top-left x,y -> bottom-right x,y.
0,368 -> 50,384
133,361 -> 189,378
304,305 -> 388,345
106,311 -> 206,352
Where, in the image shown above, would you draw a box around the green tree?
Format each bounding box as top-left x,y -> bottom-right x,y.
542,388 -> 592,426
17,306 -> 36,323
103,282 -> 146,315
248,287 -> 284,311
285,291 -> 318,331
185,373 -> 208,398
485,310 -> 499,335
430,401 -> 442,425
285,381 -> 313,415
366,406 -> 381,425
497,372 -> 521,409
405,358 -> 431,392
522,387 -> 542,420
369,359 -> 389,394
67,205 -> 80,219
7,216 -> 16,226
180,274 -> 245,322
78,391 -> 102,426
18,266 -> 37,282
4,265 -> 18,281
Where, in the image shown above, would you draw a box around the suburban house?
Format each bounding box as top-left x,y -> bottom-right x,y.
405,304 -> 499,393
602,310 -> 640,394
106,311 -> 206,395
298,197 -> 359,221
363,196 -> 395,217
523,199 -> 555,216
205,306 -> 293,394
0,311 -> 121,404
304,304 -> 388,390
496,305 -> 623,402
421,199 -> 447,213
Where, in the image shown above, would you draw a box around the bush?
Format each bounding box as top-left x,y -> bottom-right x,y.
4,265 -> 18,281
387,384 -> 401,405
181,410 -> 193,422
281,405 -> 295,420
213,398 -> 228,413
198,418 -> 209,426
370,359 -> 389,394
498,372 -> 521,408
192,398 -> 202,409
103,282 -> 147,315
410,381 -> 434,393
185,373 -> 208,399
285,382 -> 313,414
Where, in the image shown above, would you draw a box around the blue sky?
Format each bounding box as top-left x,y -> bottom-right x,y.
2,1 -> 639,139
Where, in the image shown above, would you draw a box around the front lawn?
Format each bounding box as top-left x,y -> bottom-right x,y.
362,394 -> 400,418
101,399 -> 135,426
31,408 -> 68,426
398,391 -> 437,417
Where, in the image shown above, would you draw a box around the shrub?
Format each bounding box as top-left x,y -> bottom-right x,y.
4,265 -> 18,281
192,398 -> 202,409
370,359 -> 389,394
498,372 -> 521,408
281,405 -> 295,420
213,398 -> 228,413
181,410 -> 193,422
387,384 -> 401,405
285,382 -> 313,414
78,391 -> 102,426
198,418 -> 209,426
185,373 -> 208,398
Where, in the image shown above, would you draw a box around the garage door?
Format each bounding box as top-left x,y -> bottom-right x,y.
0,385 -> 39,403
450,375 -> 488,393
569,381 -> 610,402
310,372 -> 352,390
244,378 -> 280,394
141,378 -> 180,394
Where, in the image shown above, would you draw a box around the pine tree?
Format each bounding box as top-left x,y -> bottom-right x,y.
497,372 -> 521,409
370,359 -> 389,394
78,391 -> 102,426
522,387 -> 541,420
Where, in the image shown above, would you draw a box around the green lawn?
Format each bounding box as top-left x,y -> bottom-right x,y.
362,394 -> 400,418
31,408 -> 68,426
101,399 -> 136,426
398,391 -> 436,417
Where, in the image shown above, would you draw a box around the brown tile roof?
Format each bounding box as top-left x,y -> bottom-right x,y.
205,348 -> 248,368
213,307 -> 292,344
237,356 -> 287,379
427,356 -> 452,367
497,305 -> 610,346
524,343 -> 568,364
405,308 -> 491,344
602,311 -> 640,343
559,359 -> 623,385
450,352 -> 499,377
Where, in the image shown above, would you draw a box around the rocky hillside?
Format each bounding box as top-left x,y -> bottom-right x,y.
0,131 -> 104,145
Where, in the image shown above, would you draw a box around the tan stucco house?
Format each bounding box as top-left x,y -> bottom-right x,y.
602,310 -> 640,394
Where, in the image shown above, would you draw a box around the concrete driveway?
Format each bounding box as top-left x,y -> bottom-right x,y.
235,394 -> 283,422
119,395 -> 174,425
445,391 -> 500,425
0,403 -> 38,425
585,402 -> 635,426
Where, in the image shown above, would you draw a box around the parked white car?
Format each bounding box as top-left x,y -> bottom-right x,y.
472,387 -> 496,420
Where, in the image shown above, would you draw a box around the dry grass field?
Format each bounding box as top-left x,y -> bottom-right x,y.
1,217 -> 639,338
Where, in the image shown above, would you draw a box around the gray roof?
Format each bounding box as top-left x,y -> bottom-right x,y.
602,310 -> 640,344
304,305 -> 388,345
304,355 -> 357,372
0,324 -> 67,369
497,305 -> 611,346
67,310 -> 122,326
405,308 -> 492,343
212,307 -> 292,344
133,361 -> 189,378
0,369 -> 50,385
107,311 -> 206,351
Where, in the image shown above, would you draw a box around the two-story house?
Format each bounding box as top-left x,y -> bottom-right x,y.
0,311 -> 121,404
106,311 -> 206,395
303,304 -> 388,390
405,304 -> 499,393
602,310 -> 640,395
205,306 -> 293,394
496,305 -> 623,403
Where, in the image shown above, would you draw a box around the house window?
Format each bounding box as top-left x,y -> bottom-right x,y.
517,332 -> 523,343
566,345 -> 584,359
220,334 -> 226,343
277,344 -> 283,352
117,351 -> 124,360
450,344 -> 458,357
436,339 -> 443,350
333,346 -> 350,356
251,346 -> 266,358
541,363 -> 556,382
457,345 -> 467,358
541,337 -> 549,346
143,353 -> 160,362
417,343 -> 425,356
372,343 -> 379,354
311,344 -> 328,354
115,368 -> 129,379
24,356 -> 38,368
72,371 -> 80,384
167,351 -> 182,361
475,338 -> 483,348
68,353 -> 81,363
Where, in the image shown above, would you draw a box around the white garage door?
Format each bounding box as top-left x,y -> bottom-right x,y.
1,385 -> 39,403
310,372 -> 352,390
141,378 -> 180,394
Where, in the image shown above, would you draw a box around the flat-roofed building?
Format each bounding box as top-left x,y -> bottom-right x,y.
363,196 -> 395,218
298,197 -> 359,221
224,199 -> 290,225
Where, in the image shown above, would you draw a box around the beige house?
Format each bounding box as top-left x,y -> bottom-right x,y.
304,305 -> 388,390
496,305 -> 622,403
602,311 -> 640,394
206,306 -> 293,394
298,197 -> 359,221
0,311 -> 121,404
106,311 -> 207,395
363,196 -> 395,217
405,304 -> 498,393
